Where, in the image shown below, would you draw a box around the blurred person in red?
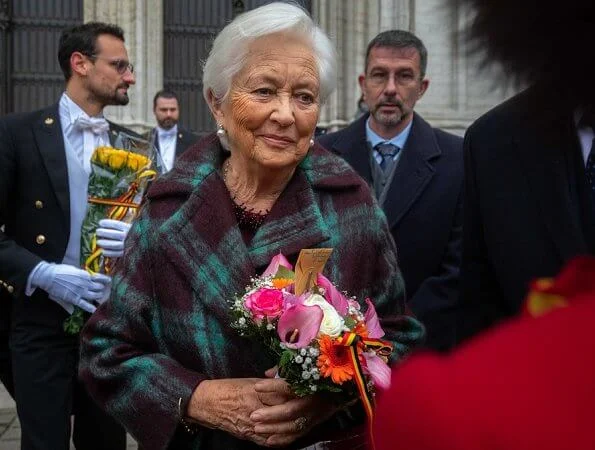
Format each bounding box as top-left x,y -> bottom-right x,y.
373,256 -> 595,450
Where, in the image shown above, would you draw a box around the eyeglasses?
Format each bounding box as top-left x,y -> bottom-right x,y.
367,71 -> 420,87
86,54 -> 134,75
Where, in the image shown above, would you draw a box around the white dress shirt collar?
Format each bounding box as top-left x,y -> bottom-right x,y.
156,125 -> 178,173
59,92 -> 109,174
575,109 -> 595,165
59,92 -> 107,128
365,117 -> 412,153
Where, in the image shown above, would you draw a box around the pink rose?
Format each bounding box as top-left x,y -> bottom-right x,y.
245,288 -> 284,322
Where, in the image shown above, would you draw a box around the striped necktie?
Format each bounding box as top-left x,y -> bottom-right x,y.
375,142 -> 400,171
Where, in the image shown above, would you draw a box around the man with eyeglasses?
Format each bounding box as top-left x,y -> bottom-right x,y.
0,22 -> 137,450
318,30 -> 464,352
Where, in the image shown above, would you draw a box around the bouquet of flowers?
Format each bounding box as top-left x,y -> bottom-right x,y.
63,133 -> 158,334
230,249 -> 394,424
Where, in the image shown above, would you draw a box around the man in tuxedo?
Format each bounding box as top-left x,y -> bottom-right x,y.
318,30 -> 463,351
0,22 -> 136,449
457,0 -> 595,343
146,90 -> 198,173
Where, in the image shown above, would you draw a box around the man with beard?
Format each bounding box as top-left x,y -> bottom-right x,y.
145,90 -> 198,173
318,30 -> 463,351
0,22 -> 136,449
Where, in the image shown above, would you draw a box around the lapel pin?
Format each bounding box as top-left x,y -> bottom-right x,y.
44,117 -> 54,125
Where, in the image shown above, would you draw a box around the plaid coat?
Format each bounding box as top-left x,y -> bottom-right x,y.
79,134 -> 424,450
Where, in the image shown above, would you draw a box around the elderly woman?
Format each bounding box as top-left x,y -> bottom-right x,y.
79,3 -> 423,449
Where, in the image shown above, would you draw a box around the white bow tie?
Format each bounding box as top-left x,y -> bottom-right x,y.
159,129 -> 177,139
73,116 -> 109,135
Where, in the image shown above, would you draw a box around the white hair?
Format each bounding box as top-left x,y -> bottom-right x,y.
202,2 -> 337,106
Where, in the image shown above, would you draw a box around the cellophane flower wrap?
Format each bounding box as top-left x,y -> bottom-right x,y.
230,252 -> 394,420
63,133 -> 158,334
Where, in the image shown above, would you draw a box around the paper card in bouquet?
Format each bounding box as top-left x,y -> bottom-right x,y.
294,248 -> 333,295
230,248 -> 394,442
63,132 -> 159,335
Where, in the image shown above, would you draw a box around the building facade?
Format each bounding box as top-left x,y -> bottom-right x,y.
0,0 -> 513,136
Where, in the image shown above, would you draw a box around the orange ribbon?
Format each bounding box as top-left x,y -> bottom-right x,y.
339,332 -> 393,450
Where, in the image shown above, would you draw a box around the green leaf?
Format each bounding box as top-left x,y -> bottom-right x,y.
278,349 -> 294,371
274,265 -> 295,280
344,316 -> 357,330
63,308 -> 85,335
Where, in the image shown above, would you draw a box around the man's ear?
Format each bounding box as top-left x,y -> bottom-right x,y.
70,52 -> 90,77
418,78 -> 430,99
357,74 -> 366,100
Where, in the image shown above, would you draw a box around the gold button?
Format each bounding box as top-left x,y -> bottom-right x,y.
35,234 -> 46,245
7,286 -> 13,294
35,200 -> 43,209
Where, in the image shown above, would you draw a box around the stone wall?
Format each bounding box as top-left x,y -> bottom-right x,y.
85,0 -> 515,135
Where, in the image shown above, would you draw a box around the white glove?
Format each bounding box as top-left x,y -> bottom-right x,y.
31,262 -> 112,313
96,219 -> 132,258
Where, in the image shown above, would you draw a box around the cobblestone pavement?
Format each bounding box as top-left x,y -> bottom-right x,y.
0,384 -> 137,449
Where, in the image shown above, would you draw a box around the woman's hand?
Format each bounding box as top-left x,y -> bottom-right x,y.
255,366 -> 296,407
185,378 -> 271,446
250,378 -> 339,447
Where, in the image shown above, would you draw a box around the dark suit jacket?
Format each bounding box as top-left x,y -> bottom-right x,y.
0,103 -> 140,328
145,126 -> 198,166
459,85 -> 595,342
0,103 -> 133,446
318,113 -> 464,351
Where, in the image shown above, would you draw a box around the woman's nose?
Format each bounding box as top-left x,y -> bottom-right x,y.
270,97 -> 295,126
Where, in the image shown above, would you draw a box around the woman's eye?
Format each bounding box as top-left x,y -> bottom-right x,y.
296,93 -> 314,104
254,88 -> 273,96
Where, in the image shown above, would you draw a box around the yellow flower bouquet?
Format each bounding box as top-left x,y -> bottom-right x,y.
64,135 -> 157,334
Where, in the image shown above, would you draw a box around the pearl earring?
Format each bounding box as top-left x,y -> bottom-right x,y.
309,138 -> 314,148
216,124 -> 226,138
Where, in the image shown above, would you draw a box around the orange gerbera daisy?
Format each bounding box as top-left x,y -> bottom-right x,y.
271,278 -> 293,290
317,335 -> 355,384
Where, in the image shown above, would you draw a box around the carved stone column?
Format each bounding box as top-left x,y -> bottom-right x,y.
84,0 -> 162,133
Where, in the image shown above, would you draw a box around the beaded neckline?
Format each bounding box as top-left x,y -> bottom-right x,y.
222,158 -> 269,230
232,201 -> 268,230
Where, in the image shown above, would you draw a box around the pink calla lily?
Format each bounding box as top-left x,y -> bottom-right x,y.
364,298 -> 384,338
282,292 -> 307,309
262,252 -> 293,278
277,302 -> 323,349
316,273 -> 349,316
363,351 -> 391,390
